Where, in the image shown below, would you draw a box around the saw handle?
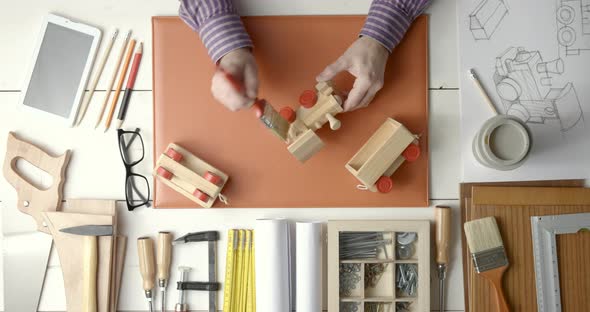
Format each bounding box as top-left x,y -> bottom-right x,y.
157,232 -> 173,282
138,237 -> 156,291
435,205 -> 452,265
82,236 -> 98,312
2,132 -> 70,233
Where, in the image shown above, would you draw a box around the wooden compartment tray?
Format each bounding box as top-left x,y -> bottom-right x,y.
328,220 -> 430,312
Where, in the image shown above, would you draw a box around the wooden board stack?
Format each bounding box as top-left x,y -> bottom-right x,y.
2,133 -> 126,312
461,182 -> 590,312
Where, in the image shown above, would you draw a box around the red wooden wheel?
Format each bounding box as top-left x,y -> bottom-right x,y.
193,189 -> 210,202
204,171 -> 223,185
156,167 -> 173,180
402,144 -> 421,162
299,90 -> 318,108
376,176 -> 393,193
165,148 -> 183,162
279,107 -> 296,123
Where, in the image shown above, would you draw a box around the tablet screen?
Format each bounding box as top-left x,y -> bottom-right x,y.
23,22 -> 94,118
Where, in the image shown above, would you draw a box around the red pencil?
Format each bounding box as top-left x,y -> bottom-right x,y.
115,42 -> 143,129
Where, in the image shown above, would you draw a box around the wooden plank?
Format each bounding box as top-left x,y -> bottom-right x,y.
472,187 -> 590,205
459,180 -> 585,312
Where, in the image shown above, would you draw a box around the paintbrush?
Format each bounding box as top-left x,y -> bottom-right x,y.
464,217 -> 510,312
218,68 -> 290,141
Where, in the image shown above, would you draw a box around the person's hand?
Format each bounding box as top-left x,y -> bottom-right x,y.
316,36 -> 389,112
211,48 -> 259,111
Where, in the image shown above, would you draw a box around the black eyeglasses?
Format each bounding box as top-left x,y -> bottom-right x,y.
117,128 -> 150,210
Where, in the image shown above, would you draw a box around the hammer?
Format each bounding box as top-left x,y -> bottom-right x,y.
60,224 -> 114,312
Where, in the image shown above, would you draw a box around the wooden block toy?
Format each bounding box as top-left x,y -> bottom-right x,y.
297,81 -> 344,131
154,143 -> 229,208
287,129 -> 325,163
328,220 -> 430,312
247,81 -> 344,163
345,118 -> 420,193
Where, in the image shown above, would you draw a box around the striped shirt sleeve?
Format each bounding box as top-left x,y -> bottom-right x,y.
179,0 -> 253,63
360,0 -> 432,52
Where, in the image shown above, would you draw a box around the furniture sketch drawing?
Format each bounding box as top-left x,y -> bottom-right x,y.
493,47 -> 584,132
470,0 -> 509,40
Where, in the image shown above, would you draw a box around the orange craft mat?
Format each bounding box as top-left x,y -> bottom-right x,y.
152,15 -> 429,208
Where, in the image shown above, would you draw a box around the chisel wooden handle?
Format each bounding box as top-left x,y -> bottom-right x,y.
137,237 -> 156,291
435,205 -> 452,265
157,232 -> 173,281
82,236 -> 98,312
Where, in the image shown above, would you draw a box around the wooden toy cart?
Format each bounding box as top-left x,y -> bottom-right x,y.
345,118 -> 421,193
154,143 -> 229,208
328,220 -> 430,312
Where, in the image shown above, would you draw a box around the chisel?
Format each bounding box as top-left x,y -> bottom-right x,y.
435,205 -> 451,312
138,237 -> 156,312
157,232 -> 173,312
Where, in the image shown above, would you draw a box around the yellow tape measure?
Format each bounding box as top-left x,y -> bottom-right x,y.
223,229 -> 256,312
223,230 -> 237,311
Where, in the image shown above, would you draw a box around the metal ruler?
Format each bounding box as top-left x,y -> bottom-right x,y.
531,212 -> 590,312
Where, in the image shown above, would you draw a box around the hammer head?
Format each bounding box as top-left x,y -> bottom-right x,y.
59,224 -> 113,236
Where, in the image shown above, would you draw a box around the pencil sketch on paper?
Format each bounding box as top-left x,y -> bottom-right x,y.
470,0 -> 509,40
493,47 -> 585,132
556,0 -> 590,56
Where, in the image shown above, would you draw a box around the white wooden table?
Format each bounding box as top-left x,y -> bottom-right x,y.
0,0 -> 463,311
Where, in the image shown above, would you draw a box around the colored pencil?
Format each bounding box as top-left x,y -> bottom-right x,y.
95,30 -> 131,128
104,39 -> 136,131
115,42 -> 143,130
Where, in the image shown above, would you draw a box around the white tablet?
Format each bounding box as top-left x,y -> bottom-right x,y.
20,14 -> 101,126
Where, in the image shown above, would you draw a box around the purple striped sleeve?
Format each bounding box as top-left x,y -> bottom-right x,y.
361,0 -> 432,52
179,0 -> 253,63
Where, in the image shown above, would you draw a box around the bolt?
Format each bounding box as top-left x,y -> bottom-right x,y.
175,266 -> 191,312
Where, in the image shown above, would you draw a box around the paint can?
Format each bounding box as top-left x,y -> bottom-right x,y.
472,115 -> 531,170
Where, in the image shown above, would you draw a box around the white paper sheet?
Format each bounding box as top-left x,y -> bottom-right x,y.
255,219 -> 292,312
296,222 -> 323,312
458,0 -> 590,182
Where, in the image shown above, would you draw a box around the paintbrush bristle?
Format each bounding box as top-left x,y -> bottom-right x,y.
464,217 -> 504,254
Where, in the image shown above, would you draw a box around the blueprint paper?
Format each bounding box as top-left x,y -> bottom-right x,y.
255,219 -> 292,312
295,221 -> 323,312
459,0 -> 590,182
